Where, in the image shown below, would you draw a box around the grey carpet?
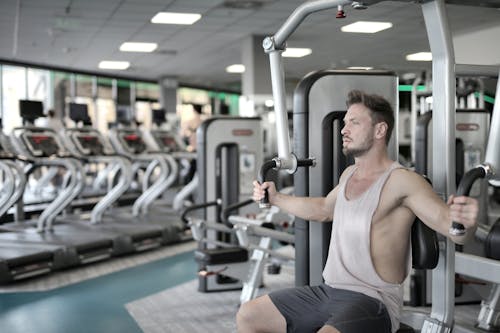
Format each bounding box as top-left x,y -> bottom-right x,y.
126,263 -> 294,333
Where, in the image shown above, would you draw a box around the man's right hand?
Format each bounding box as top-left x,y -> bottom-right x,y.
252,180 -> 277,204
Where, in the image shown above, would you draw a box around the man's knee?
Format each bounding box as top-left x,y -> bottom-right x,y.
317,324 -> 341,333
236,300 -> 256,328
237,295 -> 286,333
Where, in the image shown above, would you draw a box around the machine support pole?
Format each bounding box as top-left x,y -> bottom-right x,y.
263,0 -> 351,170
421,1 -> 456,331
268,51 -> 291,161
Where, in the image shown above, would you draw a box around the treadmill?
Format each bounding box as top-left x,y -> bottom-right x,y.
145,128 -> 198,215
56,108 -> 165,253
0,140 -> 55,283
0,105 -> 114,271
106,126 -> 186,243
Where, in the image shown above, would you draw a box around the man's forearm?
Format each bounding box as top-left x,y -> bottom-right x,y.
271,193 -> 331,222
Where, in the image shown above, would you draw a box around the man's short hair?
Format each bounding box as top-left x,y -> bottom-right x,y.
346,90 -> 394,144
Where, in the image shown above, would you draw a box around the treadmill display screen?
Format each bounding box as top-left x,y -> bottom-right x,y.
158,135 -> 178,152
26,135 -> 59,157
77,135 -> 104,155
122,134 -> 146,154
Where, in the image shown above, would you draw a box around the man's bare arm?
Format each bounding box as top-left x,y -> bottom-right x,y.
399,170 -> 479,244
252,180 -> 337,222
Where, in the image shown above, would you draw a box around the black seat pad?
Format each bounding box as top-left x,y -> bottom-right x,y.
194,247 -> 248,265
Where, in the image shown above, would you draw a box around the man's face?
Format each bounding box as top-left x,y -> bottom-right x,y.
341,103 -> 375,157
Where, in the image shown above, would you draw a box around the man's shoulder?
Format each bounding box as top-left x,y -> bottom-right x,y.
338,165 -> 356,181
390,166 -> 419,179
388,167 -> 429,191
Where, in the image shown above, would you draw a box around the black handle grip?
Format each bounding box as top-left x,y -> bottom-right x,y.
258,160 -> 277,209
449,222 -> 466,236
449,166 -> 486,236
260,186 -> 270,209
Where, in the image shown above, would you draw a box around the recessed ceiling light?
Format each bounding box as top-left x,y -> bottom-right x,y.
341,21 -> 393,33
120,42 -> 158,53
347,66 -> 374,70
226,64 -> 245,73
151,12 -> 201,25
282,48 -> 312,58
98,61 -> 130,70
406,52 -> 432,61
264,99 -> 274,107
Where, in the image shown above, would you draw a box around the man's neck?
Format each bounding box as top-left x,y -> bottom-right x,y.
353,147 -> 392,177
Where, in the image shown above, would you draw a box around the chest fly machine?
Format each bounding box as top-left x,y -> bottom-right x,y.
192,116 -> 263,293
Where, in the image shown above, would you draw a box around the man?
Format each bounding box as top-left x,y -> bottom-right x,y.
47,109 -> 64,132
237,90 -> 478,333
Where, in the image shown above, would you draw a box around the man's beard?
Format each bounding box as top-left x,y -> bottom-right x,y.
342,136 -> 374,157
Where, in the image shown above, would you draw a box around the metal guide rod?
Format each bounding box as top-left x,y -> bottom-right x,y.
422,0 -> 455,330
268,51 -> 291,161
263,0 -> 351,168
484,69 -> 500,180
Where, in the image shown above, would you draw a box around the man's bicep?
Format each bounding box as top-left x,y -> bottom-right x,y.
324,186 -> 339,217
403,176 -> 450,236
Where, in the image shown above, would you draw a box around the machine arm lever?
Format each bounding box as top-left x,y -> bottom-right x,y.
221,199 -> 255,226
449,165 -> 488,236
181,199 -> 221,225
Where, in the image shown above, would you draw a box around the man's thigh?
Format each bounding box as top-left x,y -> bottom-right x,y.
269,285 -> 391,333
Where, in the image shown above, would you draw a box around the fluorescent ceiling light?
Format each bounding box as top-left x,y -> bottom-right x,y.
264,100 -> 274,107
98,61 -> 130,70
120,42 -> 158,53
282,47 -> 312,58
151,12 -> 201,25
406,52 -> 432,61
347,66 -> 373,70
226,64 -> 245,73
341,21 -> 393,33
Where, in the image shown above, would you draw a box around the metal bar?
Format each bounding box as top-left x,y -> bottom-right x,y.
247,243 -> 295,261
229,215 -> 266,227
266,0 -> 351,166
422,0 -> 456,329
91,156 -> 133,223
484,69 -> 500,182
273,0 -> 351,48
268,51 -> 291,161
411,76 -> 422,163
200,221 -> 234,234
455,252 -> 500,284
248,225 -> 295,244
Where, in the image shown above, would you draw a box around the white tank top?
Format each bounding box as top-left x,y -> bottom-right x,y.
323,162 -> 408,333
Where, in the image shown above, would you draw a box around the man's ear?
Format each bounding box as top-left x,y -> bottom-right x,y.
375,122 -> 388,140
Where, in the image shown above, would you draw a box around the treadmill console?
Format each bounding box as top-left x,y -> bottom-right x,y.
22,132 -> 60,157
74,134 -> 105,156
151,131 -> 179,152
119,131 -> 147,155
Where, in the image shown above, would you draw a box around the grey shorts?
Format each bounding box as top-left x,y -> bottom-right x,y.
268,284 -> 391,333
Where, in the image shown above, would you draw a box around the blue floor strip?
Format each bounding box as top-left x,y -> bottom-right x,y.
0,250 -> 197,333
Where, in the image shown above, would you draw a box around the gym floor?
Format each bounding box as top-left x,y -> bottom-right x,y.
0,246 -> 197,333
0,241 -> 485,333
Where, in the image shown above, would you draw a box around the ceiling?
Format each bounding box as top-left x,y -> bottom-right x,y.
1,0 -> 499,92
